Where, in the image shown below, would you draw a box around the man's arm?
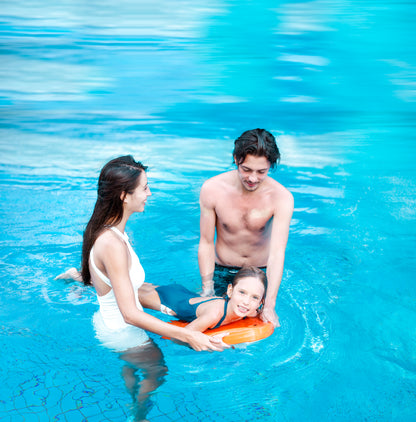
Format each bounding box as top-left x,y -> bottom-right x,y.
198,182 -> 217,296
262,190 -> 294,327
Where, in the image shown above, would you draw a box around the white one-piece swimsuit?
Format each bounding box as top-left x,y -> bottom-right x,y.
90,227 -> 149,351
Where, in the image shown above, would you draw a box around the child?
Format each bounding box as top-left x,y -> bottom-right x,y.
139,266 -> 267,333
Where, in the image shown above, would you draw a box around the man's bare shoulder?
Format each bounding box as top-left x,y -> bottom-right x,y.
267,177 -> 292,195
202,170 -> 235,187
266,177 -> 294,210
200,170 -> 236,196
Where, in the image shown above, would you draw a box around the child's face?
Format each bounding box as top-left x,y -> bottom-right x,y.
227,276 -> 265,318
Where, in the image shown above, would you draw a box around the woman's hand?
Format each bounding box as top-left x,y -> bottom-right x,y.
184,330 -> 231,352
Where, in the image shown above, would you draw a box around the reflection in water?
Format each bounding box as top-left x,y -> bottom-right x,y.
119,341 -> 167,422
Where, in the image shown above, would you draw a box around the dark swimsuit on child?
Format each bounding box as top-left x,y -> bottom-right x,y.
155,284 -> 228,328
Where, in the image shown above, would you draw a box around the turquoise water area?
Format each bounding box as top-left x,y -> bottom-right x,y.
1,1 -> 415,421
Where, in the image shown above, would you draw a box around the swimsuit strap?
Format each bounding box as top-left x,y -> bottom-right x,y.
89,227 -> 129,288
110,226 -> 128,242
110,226 -> 137,261
89,247 -> 111,287
199,297 -> 220,305
194,297 -> 228,328
212,298 -> 228,329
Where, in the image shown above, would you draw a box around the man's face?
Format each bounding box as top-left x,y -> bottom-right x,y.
235,154 -> 271,192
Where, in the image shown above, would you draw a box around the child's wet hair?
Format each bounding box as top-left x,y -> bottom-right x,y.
231,266 -> 267,299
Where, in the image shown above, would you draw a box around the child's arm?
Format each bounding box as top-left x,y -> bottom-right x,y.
185,300 -> 224,332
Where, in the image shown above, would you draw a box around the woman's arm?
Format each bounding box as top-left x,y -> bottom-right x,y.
96,234 -> 227,351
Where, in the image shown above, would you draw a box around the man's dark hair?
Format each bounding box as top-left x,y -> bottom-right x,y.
233,128 -> 280,168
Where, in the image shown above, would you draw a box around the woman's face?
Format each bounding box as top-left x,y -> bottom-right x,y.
124,171 -> 152,213
227,276 -> 265,318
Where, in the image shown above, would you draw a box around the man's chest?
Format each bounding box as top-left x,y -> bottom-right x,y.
216,200 -> 274,233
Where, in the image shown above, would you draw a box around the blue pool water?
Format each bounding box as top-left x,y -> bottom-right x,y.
1,1 -> 415,421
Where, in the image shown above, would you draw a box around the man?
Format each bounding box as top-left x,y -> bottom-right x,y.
198,128 -> 293,327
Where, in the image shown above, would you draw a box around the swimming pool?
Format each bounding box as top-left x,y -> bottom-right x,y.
1,1 -> 415,421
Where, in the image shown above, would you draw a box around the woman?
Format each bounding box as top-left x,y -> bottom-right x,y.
80,155 -> 226,352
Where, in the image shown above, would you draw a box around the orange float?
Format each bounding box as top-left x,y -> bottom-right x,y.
166,316 -> 274,345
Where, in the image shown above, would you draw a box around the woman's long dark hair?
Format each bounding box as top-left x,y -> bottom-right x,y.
81,155 -> 147,285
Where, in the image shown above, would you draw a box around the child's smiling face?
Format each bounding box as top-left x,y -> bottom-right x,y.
227,276 -> 265,318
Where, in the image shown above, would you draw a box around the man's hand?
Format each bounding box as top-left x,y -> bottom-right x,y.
260,306 -> 280,328
201,279 -> 215,297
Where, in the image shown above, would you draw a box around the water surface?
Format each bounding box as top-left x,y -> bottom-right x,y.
1,1 -> 415,421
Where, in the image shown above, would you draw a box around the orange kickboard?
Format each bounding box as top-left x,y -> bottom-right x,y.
167,316 -> 274,345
